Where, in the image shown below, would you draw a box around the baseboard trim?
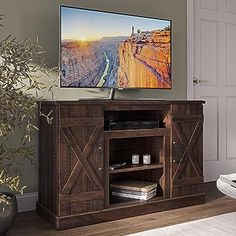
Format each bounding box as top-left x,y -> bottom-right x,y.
16,192 -> 38,212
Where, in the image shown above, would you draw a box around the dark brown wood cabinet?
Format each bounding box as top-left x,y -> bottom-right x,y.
37,100 -> 205,230
170,103 -> 204,198
59,105 -> 105,216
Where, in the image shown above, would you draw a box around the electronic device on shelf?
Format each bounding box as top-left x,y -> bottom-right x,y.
60,6 -> 172,100
108,120 -> 160,130
109,162 -> 127,170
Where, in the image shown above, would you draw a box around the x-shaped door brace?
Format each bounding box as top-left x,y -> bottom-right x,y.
172,119 -> 203,184
60,126 -> 103,196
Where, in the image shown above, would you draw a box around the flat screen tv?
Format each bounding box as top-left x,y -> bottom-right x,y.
60,6 -> 171,89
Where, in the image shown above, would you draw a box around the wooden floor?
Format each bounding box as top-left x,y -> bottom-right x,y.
8,182 -> 236,236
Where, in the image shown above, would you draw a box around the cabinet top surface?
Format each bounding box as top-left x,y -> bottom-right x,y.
38,99 -> 205,105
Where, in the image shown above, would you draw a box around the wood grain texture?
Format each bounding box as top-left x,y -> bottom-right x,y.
58,105 -> 105,216
36,194 -> 205,230
170,103 -> 204,198
105,128 -> 169,139
38,104 -> 59,216
109,163 -> 164,174
37,100 -> 205,230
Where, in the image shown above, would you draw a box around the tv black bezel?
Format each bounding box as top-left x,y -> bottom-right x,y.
59,5 -> 172,90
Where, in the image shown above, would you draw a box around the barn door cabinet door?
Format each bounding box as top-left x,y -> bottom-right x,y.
171,104 -> 204,197
59,105 -> 105,216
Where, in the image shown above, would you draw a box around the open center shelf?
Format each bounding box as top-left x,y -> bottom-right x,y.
104,109 -> 170,207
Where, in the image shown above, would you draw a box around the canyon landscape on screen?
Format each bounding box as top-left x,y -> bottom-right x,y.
61,7 -> 171,88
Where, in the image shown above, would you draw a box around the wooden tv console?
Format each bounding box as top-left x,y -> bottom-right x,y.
37,100 -> 205,230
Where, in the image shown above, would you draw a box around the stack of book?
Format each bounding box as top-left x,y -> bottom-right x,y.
110,180 -> 157,200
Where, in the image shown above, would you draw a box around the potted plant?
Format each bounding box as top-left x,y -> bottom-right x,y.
0,15 -> 56,234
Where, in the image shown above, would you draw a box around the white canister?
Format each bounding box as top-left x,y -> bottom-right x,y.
132,154 -> 140,165
143,154 -> 151,164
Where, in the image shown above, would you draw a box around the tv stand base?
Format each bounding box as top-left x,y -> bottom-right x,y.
36,194 -> 205,230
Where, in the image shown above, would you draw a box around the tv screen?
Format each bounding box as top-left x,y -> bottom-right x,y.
60,6 -> 171,89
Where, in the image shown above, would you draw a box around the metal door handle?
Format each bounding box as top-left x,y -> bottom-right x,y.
193,77 -> 208,86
